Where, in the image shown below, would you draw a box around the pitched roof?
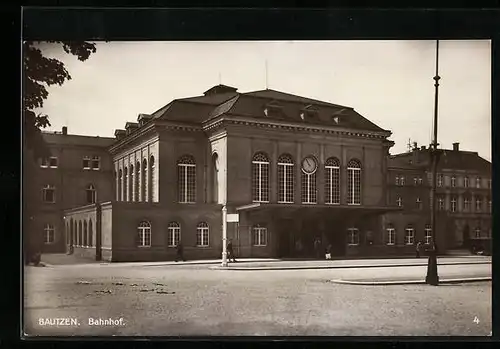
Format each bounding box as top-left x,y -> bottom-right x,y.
389,148 -> 491,173
140,85 -> 388,133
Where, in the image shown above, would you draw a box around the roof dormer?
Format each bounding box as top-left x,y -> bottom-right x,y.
263,100 -> 283,117
114,129 -> 126,140
299,104 -> 320,121
137,113 -> 152,126
125,122 -> 139,135
331,108 -> 348,125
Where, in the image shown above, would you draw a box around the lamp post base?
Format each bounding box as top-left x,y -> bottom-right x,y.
425,253 -> 439,286
221,252 -> 228,267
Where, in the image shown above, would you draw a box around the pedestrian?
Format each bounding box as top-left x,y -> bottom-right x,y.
314,237 -> 321,259
325,244 -> 332,260
175,241 -> 185,262
416,241 -> 422,258
227,240 -> 236,262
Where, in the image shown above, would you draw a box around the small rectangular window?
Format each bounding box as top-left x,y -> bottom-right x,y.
83,157 -> 91,170
92,156 -> 100,170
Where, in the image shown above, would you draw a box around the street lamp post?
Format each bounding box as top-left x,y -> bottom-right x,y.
426,40 -> 441,286
221,205 -> 228,267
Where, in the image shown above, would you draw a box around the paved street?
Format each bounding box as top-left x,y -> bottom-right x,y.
24,261 -> 491,337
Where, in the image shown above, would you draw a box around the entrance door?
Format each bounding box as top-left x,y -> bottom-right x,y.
277,219 -> 294,258
325,219 -> 346,257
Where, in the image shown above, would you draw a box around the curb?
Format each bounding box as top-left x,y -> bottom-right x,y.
329,277 -> 492,285
210,261 -> 491,271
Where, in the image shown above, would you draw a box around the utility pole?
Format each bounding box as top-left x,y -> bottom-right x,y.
426,39 -> 441,286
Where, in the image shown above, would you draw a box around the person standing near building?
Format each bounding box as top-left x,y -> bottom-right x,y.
416,241 -> 422,258
175,241 -> 185,262
314,237 -> 321,259
227,239 -> 237,262
325,243 -> 332,260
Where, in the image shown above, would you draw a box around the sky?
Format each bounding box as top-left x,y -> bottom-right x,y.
35,40 -> 491,161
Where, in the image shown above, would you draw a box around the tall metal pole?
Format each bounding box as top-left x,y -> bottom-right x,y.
426,40 -> 440,285
221,205 -> 228,267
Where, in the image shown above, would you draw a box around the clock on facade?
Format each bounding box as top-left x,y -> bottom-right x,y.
302,156 -> 317,174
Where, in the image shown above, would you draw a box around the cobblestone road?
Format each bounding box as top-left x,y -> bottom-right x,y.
23,263 -> 491,337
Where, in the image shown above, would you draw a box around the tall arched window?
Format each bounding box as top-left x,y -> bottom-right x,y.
347,159 -> 361,205
212,153 -> 219,203
137,221 -> 152,247
124,167 -> 128,202
129,165 -> 135,201
325,157 -> 340,204
142,159 -> 148,202
178,155 -> 196,203
129,166 -> 134,202
167,222 -> 181,247
86,184 -> 96,204
135,161 -> 141,202
301,156 -> 317,204
118,169 -> 123,201
252,152 -> 270,203
114,170 -> 118,200
196,222 -> 210,247
150,156 -> 155,202
89,219 -> 93,247
277,154 -> 294,203
83,220 -> 88,247
78,220 -> 83,246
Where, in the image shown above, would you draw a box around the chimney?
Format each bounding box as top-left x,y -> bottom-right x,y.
413,141 -> 418,150
62,126 -> 68,135
420,146 -> 426,150
452,142 -> 460,151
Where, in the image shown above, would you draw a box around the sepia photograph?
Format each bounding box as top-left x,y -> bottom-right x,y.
22,40 -> 492,337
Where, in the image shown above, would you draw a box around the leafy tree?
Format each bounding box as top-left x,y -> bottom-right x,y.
23,41 -> 97,159
23,41 -> 96,263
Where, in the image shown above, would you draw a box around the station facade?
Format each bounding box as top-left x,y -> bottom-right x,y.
29,85 -> 491,261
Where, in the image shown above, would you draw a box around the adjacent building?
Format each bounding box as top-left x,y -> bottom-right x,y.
385,142 -> 492,253
25,127 -> 114,254
27,85 -> 491,262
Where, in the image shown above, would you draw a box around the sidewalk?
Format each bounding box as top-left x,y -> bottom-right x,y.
210,256 -> 491,271
330,276 -> 492,286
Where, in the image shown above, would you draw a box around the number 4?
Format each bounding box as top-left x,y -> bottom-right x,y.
473,316 -> 480,324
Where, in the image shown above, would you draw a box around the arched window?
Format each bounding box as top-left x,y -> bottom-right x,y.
124,167 -> 128,202
129,166 -> 134,202
167,222 -> 181,247
277,154 -> 294,203
89,219 -> 93,247
150,156 -> 155,202
78,220 -> 83,246
136,161 -> 141,202
118,169 -> 123,201
463,194 -> 471,211
386,225 -> 395,245
301,156 -> 317,204
252,152 -> 270,203
253,224 -> 267,246
212,153 -> 219,203
424,224 -> 432,244
405,225 -> 414,245
475,196 -> 482,212
347,159 -> 361,205
325,157 -> 340,204
44,223 -> 55,244
196,222 -> 210,247
142,159 -> 148,202
178,155 -> 196,203
137,221 -> 151,247
86,184 -> 97,204
83,220 -> 88,247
